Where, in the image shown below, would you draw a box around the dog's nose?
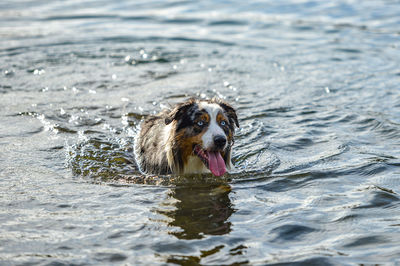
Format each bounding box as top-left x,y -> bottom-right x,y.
213,135 -> 227,148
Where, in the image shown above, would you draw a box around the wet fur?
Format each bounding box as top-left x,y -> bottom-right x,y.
135,98 -> 239,175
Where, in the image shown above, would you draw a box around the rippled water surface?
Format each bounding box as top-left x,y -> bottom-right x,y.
1,0 -> 400,265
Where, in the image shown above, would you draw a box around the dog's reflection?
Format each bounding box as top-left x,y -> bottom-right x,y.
158,182 -> 234,239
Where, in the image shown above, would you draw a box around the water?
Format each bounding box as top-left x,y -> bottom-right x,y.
1,0 -> 400,264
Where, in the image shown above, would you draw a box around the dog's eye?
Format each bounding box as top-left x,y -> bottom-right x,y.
220,121 -> 226,126
197,121 -> 204,127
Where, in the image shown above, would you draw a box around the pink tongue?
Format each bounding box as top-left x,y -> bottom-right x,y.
207,151 -> 226,177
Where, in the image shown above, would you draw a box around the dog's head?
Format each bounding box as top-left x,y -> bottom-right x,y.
165,98 -> 239,176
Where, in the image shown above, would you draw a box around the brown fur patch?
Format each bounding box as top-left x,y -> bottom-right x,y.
197,112 -> 210,124
174,127 -> 205,166
211,97 -> 239,128
216,112 -> 227,124
217,111 -> 233,142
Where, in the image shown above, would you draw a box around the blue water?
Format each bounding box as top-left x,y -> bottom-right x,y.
1,0 -> 400,265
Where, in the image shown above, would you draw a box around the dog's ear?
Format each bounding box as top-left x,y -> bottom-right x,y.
217,100 -> 239,128
165,98 -> 196,125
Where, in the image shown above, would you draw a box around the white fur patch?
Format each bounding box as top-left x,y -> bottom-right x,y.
183,155 -> 210,174
198,102 -> 228,150
163,123 -> 175,170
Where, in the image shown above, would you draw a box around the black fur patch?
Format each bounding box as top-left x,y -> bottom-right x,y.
135,114 -> 172,174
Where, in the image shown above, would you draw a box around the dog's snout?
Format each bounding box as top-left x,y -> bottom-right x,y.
213,135 -> 226,148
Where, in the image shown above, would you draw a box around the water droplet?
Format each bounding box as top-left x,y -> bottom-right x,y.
121,115 -> 129,126
78,130 -> 88,142
33,69 -> 45,75
4,69 -> 15,76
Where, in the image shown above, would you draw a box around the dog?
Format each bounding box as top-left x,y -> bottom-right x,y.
135,98 -> 239,176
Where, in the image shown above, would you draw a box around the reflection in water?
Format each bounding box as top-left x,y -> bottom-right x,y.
159,182 -> 234,240
155,181 -> 239,264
